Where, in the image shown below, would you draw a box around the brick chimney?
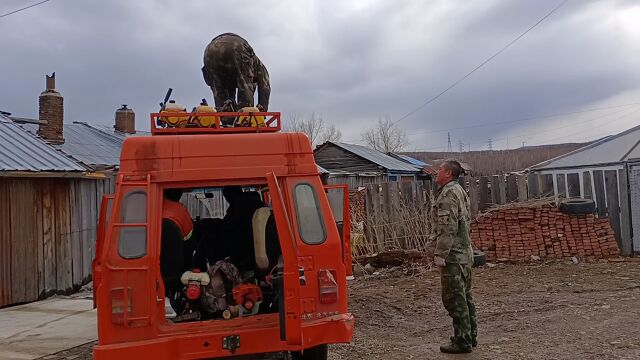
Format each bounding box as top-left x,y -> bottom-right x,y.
114,104 -> 136,134
38,73 -> 64,144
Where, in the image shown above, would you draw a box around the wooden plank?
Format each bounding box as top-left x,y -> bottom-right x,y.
415,181 -> 425,210
364,184 -> 384,252
618,168 -> 632,256
468,176 -> 479,217
54,180 -> 73,293
491,175 -> 506,205
382,182 -> 402,249
79,180 -> 93,282
506,174 -> 518,202
89,180 -> 98,275
499,175 -> 507,204
567,173 -> 580,198
604,170 -> 621,247
34,180 -> 45,298
516,174 -> 528,202
478,177 -> 489,211
582,171 -> 593,199
400,182 -> 414,208
9,180 -> 39,304
0,180 -> 12,307
527,173 -> 540,198
556,174 -> 567,198
593,170 -> 606,217
42,181 -> 57,293
490,176 -> 500,205
69,180 -> 82,286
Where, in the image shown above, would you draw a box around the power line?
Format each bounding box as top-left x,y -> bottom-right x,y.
411,105 -> 639,152
0,0 -> 52,19
394,0 -> 570,124
406,102 -> 639,137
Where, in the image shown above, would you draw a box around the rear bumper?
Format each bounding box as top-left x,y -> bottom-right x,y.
94,314 -> 354,360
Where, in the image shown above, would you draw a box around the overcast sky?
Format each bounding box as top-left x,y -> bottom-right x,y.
1,0 -> 639,151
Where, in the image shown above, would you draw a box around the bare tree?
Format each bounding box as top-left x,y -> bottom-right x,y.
285,112 -> 342,147
319,123 -> 343,144
360,116 -> 408,153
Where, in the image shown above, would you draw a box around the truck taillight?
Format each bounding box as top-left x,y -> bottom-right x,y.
111,288 -> 132,325
318,269 -> 338,304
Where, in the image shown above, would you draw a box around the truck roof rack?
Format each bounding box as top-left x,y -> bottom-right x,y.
149,111 -> 281,135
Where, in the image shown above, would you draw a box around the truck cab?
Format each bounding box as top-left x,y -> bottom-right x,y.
92,111 -> 354,359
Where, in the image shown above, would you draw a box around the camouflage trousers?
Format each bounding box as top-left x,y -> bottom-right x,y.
441,262 -> 477,349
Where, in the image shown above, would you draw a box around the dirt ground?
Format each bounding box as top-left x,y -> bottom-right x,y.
39,259 -> 640,360
330,259 -> 640,360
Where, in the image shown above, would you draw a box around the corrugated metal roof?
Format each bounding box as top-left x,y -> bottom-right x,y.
90,124 -> 151,138
0,114 -> 85,172
19,122 -> 125,167
393,154 -> 430,167
317,164 -> 329,174
333,142 -> 421,172
531,124 -> 640,170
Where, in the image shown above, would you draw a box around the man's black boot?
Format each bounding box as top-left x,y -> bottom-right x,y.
451,336 -> 477,348
440,342 -> 472,354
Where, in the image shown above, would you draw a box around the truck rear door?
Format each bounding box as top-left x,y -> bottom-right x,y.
266,172 -> 302,345
93,194 -> 114,308
324,185 -> 352,277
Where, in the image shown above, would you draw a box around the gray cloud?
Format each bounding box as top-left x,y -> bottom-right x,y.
1,0 -> 638,151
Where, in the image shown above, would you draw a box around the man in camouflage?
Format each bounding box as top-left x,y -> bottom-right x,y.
202,33 -> 271,111
428,160 -> 477,354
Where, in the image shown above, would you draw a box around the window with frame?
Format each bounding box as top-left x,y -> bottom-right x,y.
118,190 -> 147,259
293,183 -> 326,244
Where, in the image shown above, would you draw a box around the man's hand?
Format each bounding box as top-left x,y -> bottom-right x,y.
434,256 -> 446,267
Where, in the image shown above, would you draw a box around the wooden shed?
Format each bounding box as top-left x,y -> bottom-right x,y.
0,116 -> 119,307
314,142 -> 421,189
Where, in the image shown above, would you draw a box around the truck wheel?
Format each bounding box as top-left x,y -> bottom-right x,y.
558,199 -> 596,214
291,345 -> 328,360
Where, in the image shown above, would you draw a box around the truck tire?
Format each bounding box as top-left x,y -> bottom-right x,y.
558,199 -> 596,215
473,250 -> 486,268
291,345 -> 328,360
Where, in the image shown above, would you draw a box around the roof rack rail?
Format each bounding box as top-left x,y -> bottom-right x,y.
149,111 -> 281,135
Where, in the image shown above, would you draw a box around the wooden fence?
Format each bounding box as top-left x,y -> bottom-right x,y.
0,176 -> 114,308
355,171 -> 634,257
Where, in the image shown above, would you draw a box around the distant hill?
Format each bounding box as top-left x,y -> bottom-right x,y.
404,142 -> 589,176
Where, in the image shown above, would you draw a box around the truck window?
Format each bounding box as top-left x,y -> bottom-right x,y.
293,183 -> 326,244
118,190 -> 147,259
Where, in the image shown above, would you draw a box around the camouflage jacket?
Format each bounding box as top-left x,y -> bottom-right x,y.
202,33 -> 271,110
428,180 -> 473,264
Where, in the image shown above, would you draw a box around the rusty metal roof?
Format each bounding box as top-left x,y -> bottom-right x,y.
18,122 -> 126,168
331,142 -> 421,173
0,114 -> 85,172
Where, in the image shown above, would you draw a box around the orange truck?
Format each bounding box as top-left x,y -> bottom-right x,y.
92,111 -> 354,359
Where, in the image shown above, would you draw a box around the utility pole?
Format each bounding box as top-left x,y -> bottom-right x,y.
488,138 -> 493,151
458,140 -> 465,153
447,132 -> 452,153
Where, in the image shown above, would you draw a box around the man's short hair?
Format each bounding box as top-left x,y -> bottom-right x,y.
442,159 -> 464,179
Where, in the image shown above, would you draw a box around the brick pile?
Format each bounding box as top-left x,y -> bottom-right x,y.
471,205 -> 620,262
